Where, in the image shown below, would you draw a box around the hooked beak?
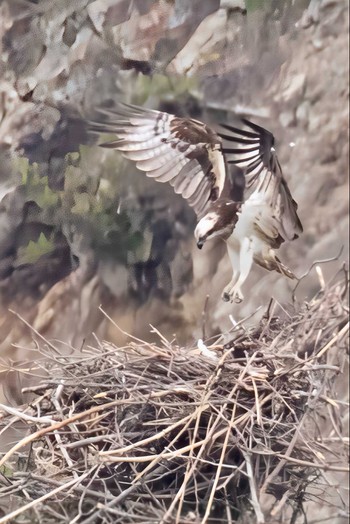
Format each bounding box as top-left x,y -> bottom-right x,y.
197,238 -> 205,249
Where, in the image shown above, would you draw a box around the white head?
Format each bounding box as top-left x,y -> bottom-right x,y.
194,212 -> 221,249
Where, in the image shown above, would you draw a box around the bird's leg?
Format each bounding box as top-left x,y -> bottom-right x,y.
223,237 -> 254,303
222,245 -> 239,302
222,272 -> 238,302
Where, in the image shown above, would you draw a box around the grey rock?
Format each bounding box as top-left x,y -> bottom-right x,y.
279,111 -> 295,128
296,100 -> 311,126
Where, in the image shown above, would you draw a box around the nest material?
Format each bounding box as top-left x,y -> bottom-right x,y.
0,281 -> 349,524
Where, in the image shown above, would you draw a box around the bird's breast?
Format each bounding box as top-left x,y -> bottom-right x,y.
227,193 -> 269,247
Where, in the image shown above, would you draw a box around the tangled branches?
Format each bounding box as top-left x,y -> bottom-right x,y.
0,281 -> 348,523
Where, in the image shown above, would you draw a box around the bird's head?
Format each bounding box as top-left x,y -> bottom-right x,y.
194,203 -> 241,248
194,212 -> 221,249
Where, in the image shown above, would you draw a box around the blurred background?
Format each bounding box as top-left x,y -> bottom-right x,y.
0,0 -> 348,399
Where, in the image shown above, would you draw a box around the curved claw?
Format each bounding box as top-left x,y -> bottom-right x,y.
222,292 -> 231,302
234,294 -> 243,304
221,290 -> 244,303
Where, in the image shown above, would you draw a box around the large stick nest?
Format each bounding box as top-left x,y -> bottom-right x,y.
0,279 -> 349,523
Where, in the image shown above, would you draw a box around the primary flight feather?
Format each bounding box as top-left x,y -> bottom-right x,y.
91,103 -> 302,302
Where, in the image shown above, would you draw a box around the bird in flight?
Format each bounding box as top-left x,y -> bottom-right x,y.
91,103 -> 302,303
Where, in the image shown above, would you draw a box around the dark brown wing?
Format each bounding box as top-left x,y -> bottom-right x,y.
90,104 -> 227,217
220,119 -> 303,241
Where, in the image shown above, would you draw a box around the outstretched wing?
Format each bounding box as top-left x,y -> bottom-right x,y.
219,119 -> 303,241
90,104 -> 227,218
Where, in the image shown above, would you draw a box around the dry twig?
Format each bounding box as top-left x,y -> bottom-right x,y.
0,281 -> 348,523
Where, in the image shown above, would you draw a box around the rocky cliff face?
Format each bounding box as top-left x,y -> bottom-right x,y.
0,0 -> 348,362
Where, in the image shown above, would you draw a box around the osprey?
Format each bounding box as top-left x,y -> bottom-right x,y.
91,103 -> 302,303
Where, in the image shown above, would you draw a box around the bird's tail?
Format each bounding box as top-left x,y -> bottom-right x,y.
275,257 -> 296,279
254,253 -> 296,279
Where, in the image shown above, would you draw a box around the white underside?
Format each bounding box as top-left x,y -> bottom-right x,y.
222,191 -> 280,303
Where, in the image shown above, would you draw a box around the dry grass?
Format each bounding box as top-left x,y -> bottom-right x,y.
0,275 -> 349,524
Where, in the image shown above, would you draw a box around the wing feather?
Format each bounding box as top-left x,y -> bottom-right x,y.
182,165 -> 203,199
112,137 -> 167,151
188,177 -> 211,215
173,160 -> 198,194
147,157 -> 187,180
91,103 -> 227,217
147,159 -> 184,180
122,144 -> 170,161
136,148 -> 180,171
220,119 -> 303,241
152,160 -> 187,183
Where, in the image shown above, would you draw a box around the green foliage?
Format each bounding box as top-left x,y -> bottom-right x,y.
244,0 -> 292,13
0,464 -> 13,477
12,144 -> 151,269
16,157 -> 58,208
65,151 -> 80,165
127,228 -> 152,265
245,0 -> 269,12
15,232 -> 55,266
133,74 -> 198,105
71,192 -> 92,214
62,148 -> 148,265
88,206 -> 147,265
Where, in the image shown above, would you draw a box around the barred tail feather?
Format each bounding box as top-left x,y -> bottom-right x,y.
254,253 -> 296,279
